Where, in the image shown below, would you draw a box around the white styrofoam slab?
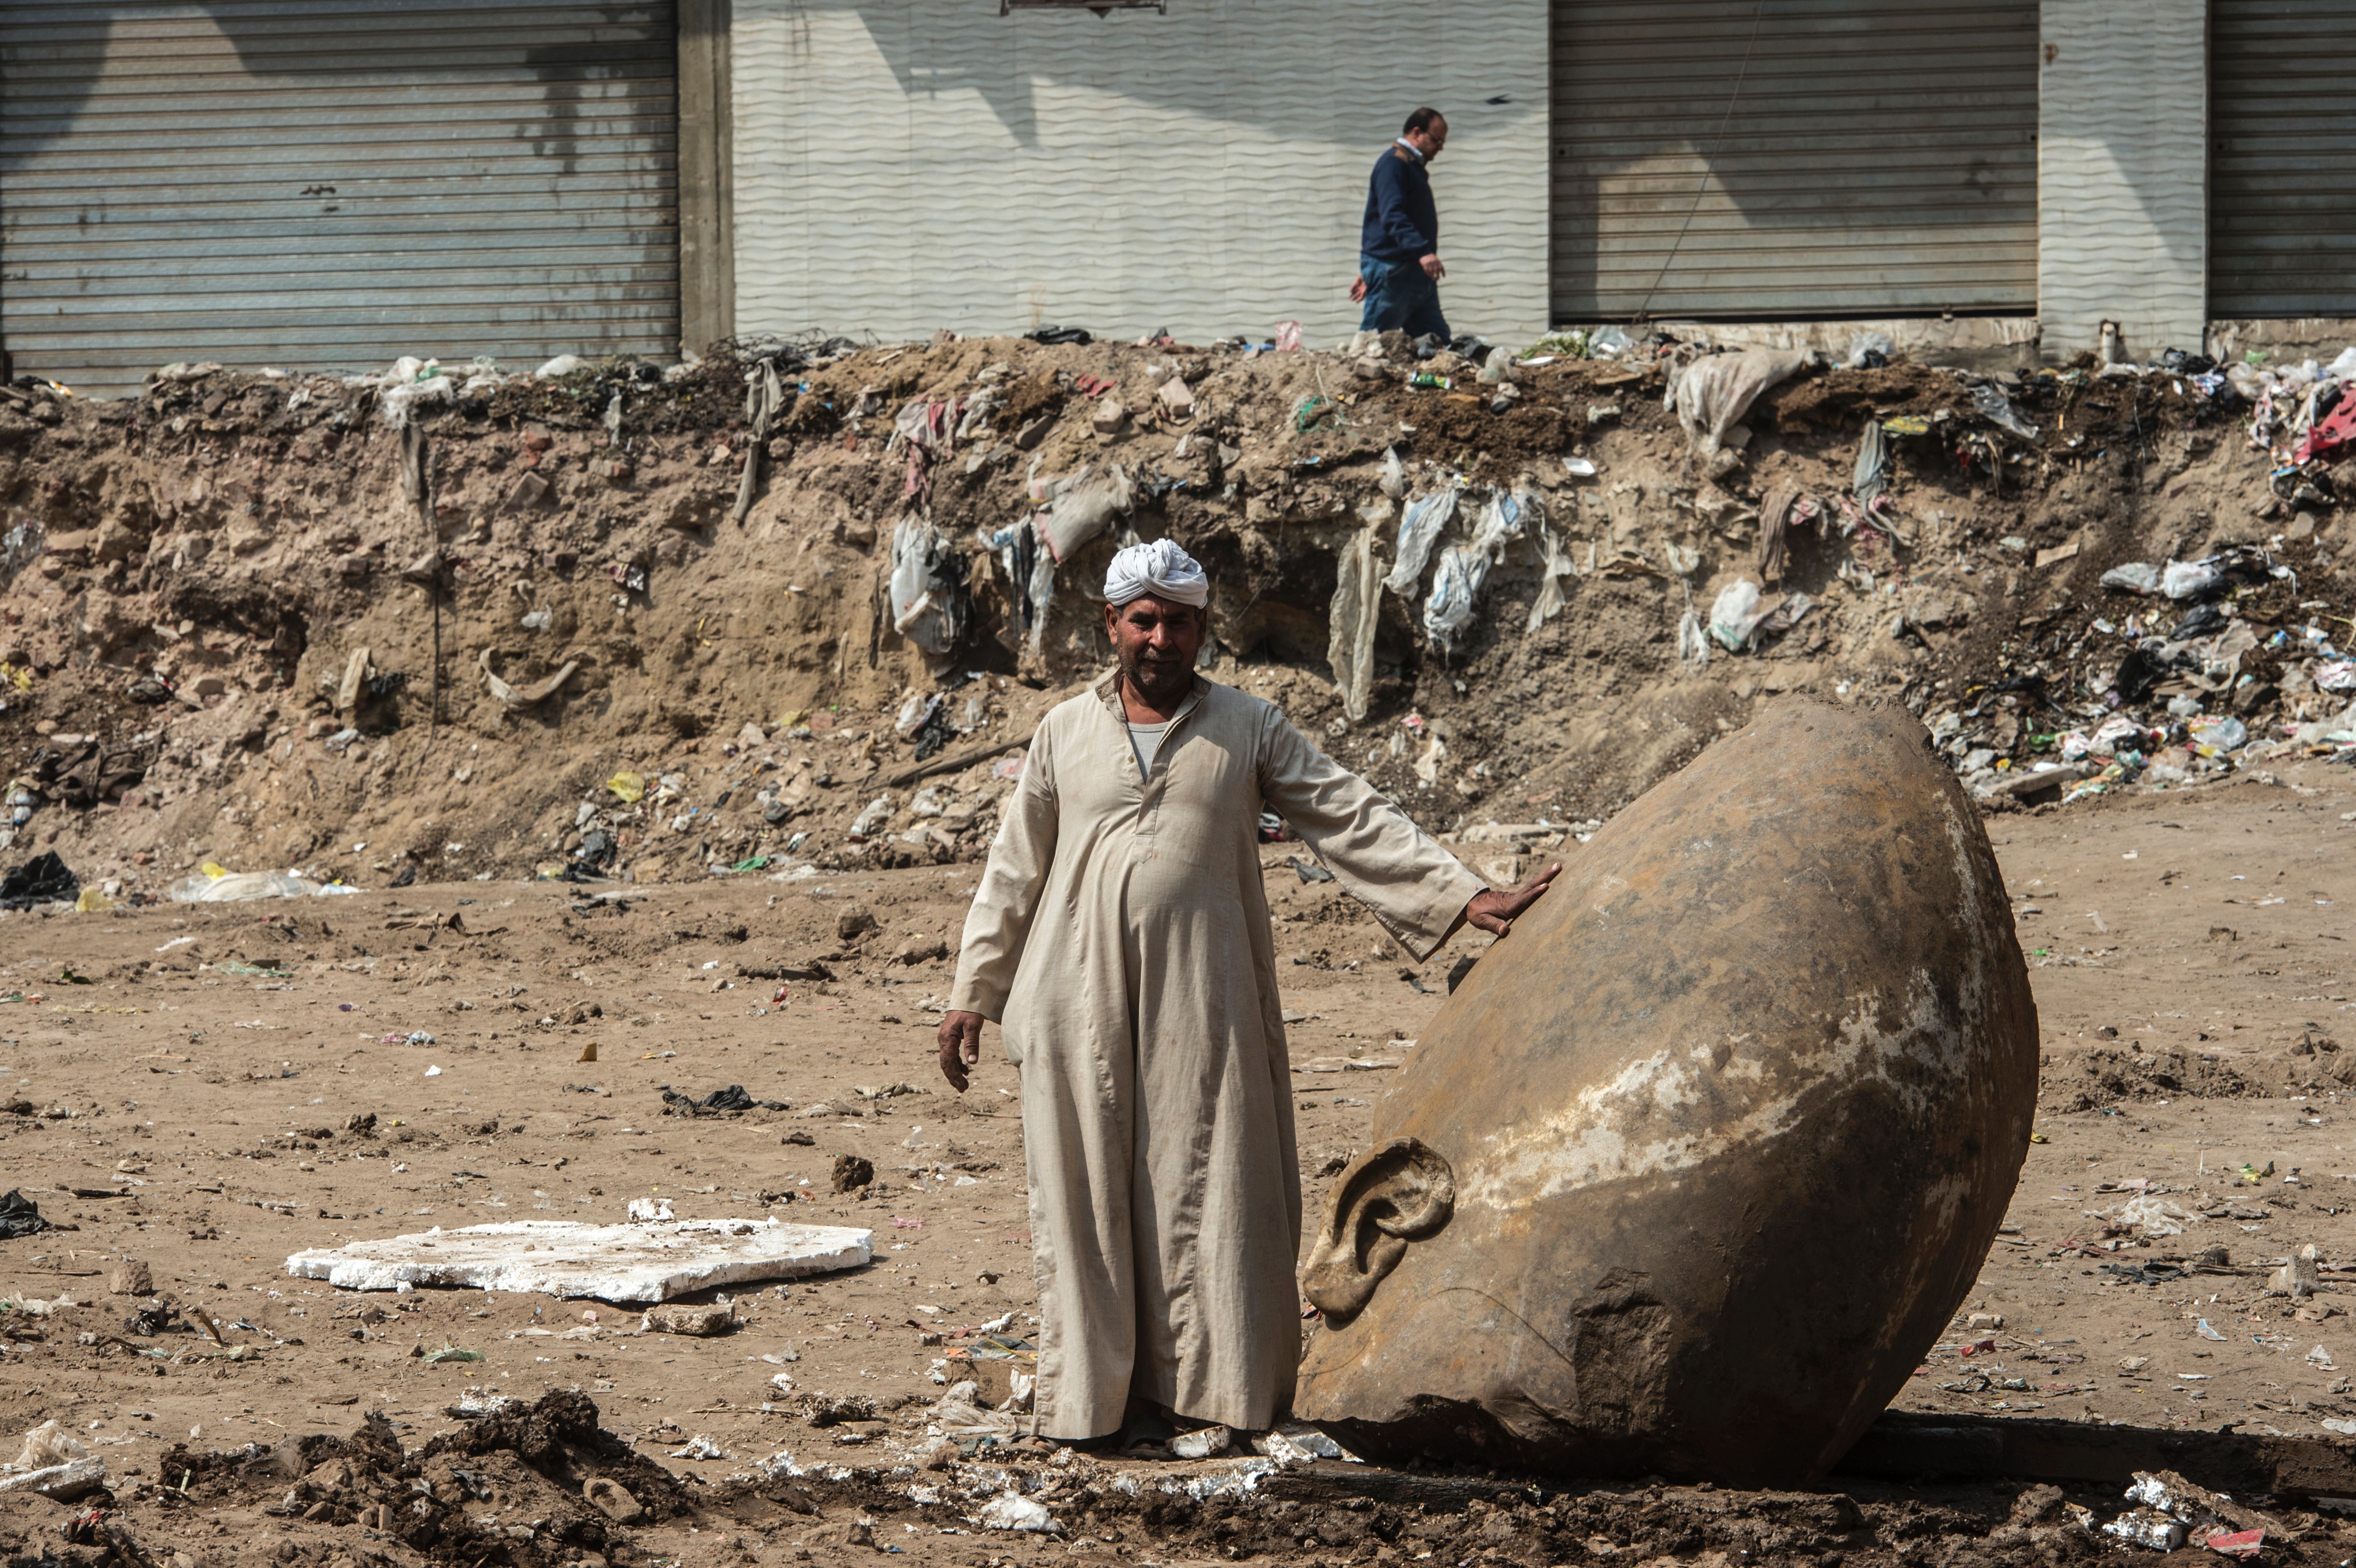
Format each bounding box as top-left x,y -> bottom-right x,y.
285,1218 -> 873,1302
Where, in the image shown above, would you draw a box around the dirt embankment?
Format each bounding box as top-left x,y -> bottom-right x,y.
0,336 -> 2346,901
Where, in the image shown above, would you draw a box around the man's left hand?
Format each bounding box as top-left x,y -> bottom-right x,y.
1348,275 -> 1369,304
1462,862 -> 1561,938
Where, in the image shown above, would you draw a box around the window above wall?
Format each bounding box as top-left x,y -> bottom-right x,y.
1000,0 -> 1166,13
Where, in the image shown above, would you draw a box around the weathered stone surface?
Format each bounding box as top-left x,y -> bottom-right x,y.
1294,696 -> 2037,1487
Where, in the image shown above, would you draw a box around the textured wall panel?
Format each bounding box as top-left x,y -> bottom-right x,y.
1,0 -> 680,397
2037,0 -> 2208,359
1550,1 -> 2039,321
731,1 -> 1549,349
2213,0 -> 2356,318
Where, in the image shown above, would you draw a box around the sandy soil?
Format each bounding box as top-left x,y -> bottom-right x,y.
2,754 -> 2355,1566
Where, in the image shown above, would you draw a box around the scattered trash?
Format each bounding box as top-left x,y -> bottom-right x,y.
286,1217 -> 874,1301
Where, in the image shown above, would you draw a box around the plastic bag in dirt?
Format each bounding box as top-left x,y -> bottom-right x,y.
895,692 -> 942,737
1378,446 -> 1408,500
1038,465 -> 1133,564
979,1494 -> 1057,1533
1708,579 -> 1767,651
1676,608 -> 1710,667
1384,489 -> 1459,596
166,870 -> 325,903
2161,558 -> 2227,601
1422,547 -> 1483,654
9,1420 -> 90,1473
2100,562 -> 2163,596
1846,330 -> 1895,369
2188,716 -> 2248,754
1588,326 -> 1634,359
1969,381 -> 2039,440
890,519 -> 966,656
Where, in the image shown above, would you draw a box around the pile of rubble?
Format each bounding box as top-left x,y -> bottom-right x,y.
0,325 -> 2348,898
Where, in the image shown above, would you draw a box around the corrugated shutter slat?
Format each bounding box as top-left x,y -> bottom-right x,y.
1551,0 -> 2040,321
2210,0 -> 2356,318
1,0 -> 680,396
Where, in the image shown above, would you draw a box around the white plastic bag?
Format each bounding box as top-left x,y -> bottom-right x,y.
1708,579 -> 1766,651
1384,489 -> 1458,596
2161,558 -> 2225,600
889,519 -> 964,655
166,871 -> 324,903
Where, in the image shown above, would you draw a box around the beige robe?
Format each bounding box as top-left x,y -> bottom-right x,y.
949,671 -> 1485,1439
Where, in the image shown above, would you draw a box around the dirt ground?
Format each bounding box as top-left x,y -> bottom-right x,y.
0,742 -> 2353,1566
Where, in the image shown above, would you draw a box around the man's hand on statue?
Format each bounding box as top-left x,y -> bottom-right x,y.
937,1010 -> 986,1093
1462,861 -> 1561,938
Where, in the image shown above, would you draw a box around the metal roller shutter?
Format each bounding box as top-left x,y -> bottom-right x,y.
1,0 -> 679,397
2211,0 -> 2356,318
1550,0 -> 2040,323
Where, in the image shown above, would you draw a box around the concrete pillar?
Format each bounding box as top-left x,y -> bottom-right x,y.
678,0 -> 736,357
2037,0 -> 2208,362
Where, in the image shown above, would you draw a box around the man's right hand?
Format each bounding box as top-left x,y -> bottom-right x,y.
1420,253 -> 1446,281
937,1010 -> 985,1093
1348,275 -> 1369,304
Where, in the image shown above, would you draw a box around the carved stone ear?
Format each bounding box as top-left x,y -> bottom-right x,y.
1301,1137 -> 1454,1323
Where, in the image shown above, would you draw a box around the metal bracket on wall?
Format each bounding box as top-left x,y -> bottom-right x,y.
1000,0 -> 1166,12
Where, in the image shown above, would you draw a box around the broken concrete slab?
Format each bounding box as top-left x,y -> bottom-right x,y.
644,1301 -> 735,1336
285,1217 -> 872,1302
0,1457 -> 107,1501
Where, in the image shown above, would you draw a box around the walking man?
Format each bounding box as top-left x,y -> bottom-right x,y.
936,538 -> 1557,1448
1352,107 -> 1451,341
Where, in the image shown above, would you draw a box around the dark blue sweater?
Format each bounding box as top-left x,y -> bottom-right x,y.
1360,145 -> 1438,263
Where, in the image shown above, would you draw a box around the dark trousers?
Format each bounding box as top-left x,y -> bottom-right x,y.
1358,250 -> 1451,341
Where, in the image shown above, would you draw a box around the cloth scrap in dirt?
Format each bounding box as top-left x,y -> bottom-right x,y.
661,1084 -> 788,1116
2100,1260 -> 2188,1285
963,1332 -> 1037,1362
286,1217 -> 873,1302
0,852 -> 76,911
0,1189 -> 51,1239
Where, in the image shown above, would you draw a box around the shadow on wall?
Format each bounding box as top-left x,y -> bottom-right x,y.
745,0 -> 1540,152
2,0 -> 667,169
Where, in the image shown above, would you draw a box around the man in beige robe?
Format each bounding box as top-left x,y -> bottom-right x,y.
938,538 -> 1556,1446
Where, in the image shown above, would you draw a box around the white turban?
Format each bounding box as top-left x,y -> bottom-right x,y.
1103,538 -> 1210,608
